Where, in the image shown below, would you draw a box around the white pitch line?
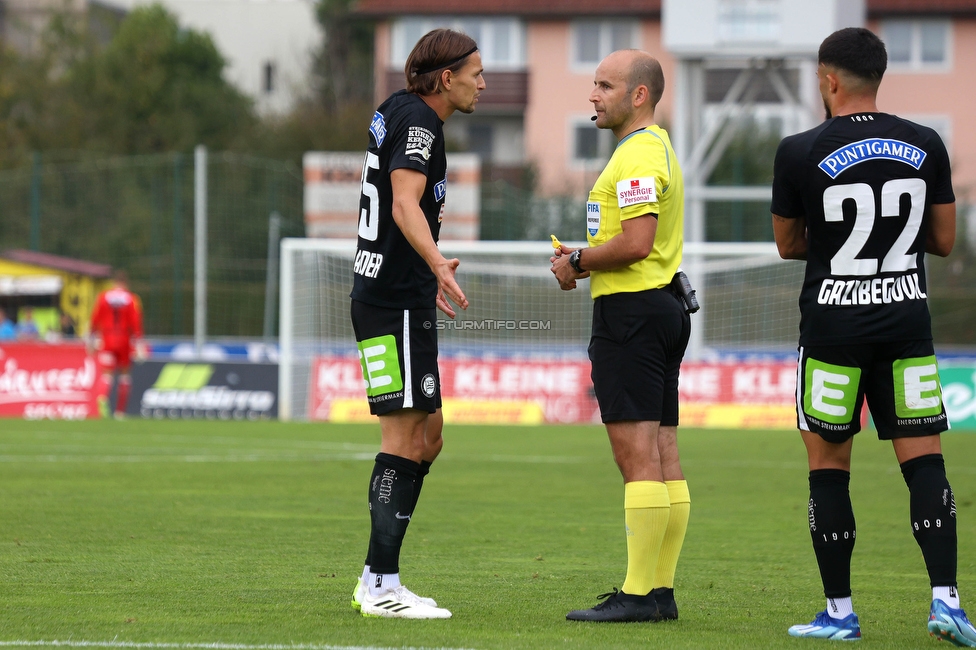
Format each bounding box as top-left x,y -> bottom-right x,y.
0,642 -> 474,650
0,453 -> 380,464
2,432 -> 380,453
0,452 -> 586,465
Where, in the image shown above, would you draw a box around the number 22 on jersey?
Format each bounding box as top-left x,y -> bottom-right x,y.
824,178 -> 925,276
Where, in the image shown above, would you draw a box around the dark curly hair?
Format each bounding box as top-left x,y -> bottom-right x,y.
819,27 -> 887,86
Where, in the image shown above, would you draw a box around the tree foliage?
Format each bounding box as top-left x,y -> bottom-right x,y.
252,0 -> 376,160
313,0 -> 374,113
66,5 -> 255,153
0,5 -> 255,166
0,0 -> 381,165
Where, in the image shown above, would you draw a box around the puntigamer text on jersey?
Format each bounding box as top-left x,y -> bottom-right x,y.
818,138 -> 926,179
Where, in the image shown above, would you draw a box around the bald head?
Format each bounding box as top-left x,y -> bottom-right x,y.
627,51 -> 665,108
591,49 -> 665,136
602,50 -> 665,110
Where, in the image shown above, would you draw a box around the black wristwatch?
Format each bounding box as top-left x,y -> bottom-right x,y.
569,249 -> 584,274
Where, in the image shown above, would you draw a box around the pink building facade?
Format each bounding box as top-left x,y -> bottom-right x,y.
871,3 -> 976,203
355,0 -> 976,209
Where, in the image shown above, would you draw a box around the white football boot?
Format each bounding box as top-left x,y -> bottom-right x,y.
352,577 -> 437,610
360,585 -> 451,619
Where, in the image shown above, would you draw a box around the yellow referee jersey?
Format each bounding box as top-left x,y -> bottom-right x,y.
586,124 -> 684,298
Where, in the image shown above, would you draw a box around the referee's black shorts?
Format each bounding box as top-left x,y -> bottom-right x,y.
588,287 -> 691,425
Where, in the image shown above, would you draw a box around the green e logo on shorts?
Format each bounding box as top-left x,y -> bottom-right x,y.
804,359 -> 861,424
893,356 -> 943,418
357,335 -> 403,397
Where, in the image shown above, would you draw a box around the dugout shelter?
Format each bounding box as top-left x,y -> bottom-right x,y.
0,249 -> 114,338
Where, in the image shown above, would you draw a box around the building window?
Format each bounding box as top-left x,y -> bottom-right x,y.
882,19 -> 950,71
571,20 -> 638,67
717,0 -> 781,44
705,67 -> 799,103
391,17 -> 525,70
263,61 -> 276,94
572,121 -> 615,163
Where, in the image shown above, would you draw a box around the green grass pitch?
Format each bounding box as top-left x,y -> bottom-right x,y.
0,419 -> 974,649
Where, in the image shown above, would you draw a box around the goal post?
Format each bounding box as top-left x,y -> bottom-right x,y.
278,238 -> 804,421
682,241 -> 805,360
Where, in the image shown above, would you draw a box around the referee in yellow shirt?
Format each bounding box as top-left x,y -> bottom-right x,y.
552,49 -> 692,623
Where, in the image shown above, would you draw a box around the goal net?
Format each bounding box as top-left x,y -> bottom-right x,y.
278,238 -> 804,421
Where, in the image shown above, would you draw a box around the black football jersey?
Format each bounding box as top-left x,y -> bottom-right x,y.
771,113 -> 954,346
350,90 -> 447,309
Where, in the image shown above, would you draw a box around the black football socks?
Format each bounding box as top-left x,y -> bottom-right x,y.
367,452 -> 420,576
412,460 -> 432,513
901,454 -> 957,588
364,458 -> 432,568
808,469 -> 857,599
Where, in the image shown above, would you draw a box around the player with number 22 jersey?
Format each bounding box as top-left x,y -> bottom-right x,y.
772,28 -> 974,646
772,112 -> 953,347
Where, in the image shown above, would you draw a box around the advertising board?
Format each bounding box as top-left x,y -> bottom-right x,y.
128,361 -> 278,420
0,342 -> 100,419
307,355 -> 803,428
939,362 -> 976,430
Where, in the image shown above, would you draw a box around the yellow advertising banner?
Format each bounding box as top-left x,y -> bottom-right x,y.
329,398 -> 545,425
680,404 -> 796,430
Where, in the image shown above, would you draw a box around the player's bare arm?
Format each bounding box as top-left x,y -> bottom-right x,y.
390,167 -> 469,313
926,202 -> 955,257
551,214 -> 657,290
772,213 -> 807,260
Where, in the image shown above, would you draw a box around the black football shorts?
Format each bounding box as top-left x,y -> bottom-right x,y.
350,300 -> 441,416
796,339 -> 949,443
588,287 -> 691,425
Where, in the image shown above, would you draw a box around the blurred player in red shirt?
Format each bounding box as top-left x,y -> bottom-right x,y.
89,270 -> 146,418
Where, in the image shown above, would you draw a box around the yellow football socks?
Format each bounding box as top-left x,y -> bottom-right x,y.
654,479 -> 691,589
621,480 -> 671,596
